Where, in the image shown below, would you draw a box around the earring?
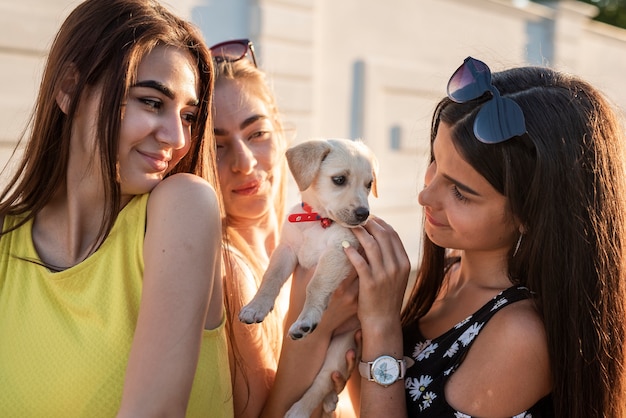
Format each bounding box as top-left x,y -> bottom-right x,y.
513,233 -> 523,257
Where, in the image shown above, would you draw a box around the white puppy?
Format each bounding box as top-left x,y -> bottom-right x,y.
239,138 -> 378,417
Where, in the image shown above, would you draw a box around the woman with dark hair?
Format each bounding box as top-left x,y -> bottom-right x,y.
345,57 -> 626,417
0,0 -> 231,416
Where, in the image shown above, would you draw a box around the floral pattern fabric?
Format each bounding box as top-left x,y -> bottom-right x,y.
402,286 -> 553,417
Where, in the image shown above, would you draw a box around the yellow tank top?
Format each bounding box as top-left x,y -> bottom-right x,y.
0,194 -> 233,417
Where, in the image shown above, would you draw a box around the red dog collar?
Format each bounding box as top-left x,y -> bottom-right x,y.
288,202 -> 333,228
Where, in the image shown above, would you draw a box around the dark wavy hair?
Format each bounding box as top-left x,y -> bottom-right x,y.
402,66 -> 626,418
0,0 -> 217,247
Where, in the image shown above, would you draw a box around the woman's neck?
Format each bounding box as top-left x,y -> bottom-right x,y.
444,249 -> 512,297
420,250 -> 514,339
229,212 -> 280,262
32,182 -> 108,270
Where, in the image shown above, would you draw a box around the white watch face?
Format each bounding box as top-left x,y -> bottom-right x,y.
372,356 -> 400,386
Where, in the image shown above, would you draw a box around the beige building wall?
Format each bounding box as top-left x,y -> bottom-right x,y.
1,0 -> 625,267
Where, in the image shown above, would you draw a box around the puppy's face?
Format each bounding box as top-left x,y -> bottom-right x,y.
287,138 -> 378,228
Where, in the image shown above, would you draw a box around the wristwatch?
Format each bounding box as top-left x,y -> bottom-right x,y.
359,355 -> 412,387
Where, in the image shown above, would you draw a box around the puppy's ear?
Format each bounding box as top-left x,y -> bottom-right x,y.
286,140 -> 332,191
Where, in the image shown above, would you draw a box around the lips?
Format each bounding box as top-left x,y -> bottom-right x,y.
424,211 -> 447,227
232,179 -> 262,196
139,150 -> 170,172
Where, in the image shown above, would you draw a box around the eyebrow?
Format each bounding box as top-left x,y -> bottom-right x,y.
214,114 -> 268,136
442,174 -> 481,196
132,80 -> 199,106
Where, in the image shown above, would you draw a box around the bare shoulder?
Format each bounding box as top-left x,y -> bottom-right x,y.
144,173 -> 222,258
446,299 -> 551,416
481,298 -> 547,346
145,174 -> 220,246
148,173 -> 218,212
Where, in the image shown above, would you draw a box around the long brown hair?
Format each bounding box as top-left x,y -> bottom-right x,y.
213,57 -> 289,409
402,66 -> 626,417
0,0 -> 217,244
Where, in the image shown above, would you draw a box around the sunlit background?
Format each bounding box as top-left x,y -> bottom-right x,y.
1,0 -> 625,270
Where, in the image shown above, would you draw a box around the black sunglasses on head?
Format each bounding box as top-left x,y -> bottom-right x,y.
209,38 -> 257,68
447,56 -> 527,144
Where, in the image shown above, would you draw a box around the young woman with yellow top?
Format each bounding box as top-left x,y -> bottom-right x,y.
0,0 -> 231,416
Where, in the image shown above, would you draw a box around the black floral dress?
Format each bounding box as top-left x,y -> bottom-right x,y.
402,286 -> 554,417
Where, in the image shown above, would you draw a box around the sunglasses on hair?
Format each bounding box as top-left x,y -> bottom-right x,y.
447,56 -> 526,144
209,38 -> 257,67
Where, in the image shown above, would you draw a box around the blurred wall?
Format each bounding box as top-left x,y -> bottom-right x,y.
1,0 -> 625,268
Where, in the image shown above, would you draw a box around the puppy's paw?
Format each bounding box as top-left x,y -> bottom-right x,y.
288,321 -> 318,340
238,299 -> 274,324
322,391 -> 339,414
288,308 -> 323,339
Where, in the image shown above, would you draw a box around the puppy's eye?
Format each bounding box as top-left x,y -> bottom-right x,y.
367,181 -> 373,190
332,176 -> 346,186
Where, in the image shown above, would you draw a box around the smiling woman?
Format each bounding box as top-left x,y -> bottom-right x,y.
347,56 -> 626,418
212,51 -> 359,418
118,46 -> 200,193
212,52 -> 291,418
0,0 -> 232,417
419,123 -> 519,254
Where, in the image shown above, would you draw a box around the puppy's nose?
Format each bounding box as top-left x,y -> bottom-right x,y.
355,207 -> 370,222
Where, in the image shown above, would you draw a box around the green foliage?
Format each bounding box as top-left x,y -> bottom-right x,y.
579,0 -> 626,29
531,0 -> 626,29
